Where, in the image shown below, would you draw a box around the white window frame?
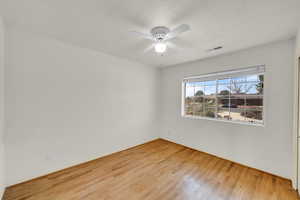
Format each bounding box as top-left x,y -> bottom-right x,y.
181,65 -> 266,126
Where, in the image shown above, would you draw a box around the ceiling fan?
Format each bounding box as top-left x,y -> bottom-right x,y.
130,24 -> 190,54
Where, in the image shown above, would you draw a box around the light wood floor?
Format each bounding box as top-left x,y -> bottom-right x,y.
3,139 -> 299,200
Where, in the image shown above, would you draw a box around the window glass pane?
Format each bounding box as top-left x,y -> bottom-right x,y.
185,83 -> 195,115
245,96 -> 263,107
246,74 -> 259,82
217,108 -> 231,120
185,82 -> 195,97
204,84 -> 216,95
242,109 -> 263,123
230,83 -> 247,94
217,97 -> 230,120
256,82 -> 264,95
184,96 -> 194,115
193,96 -> 204,117
244,95 -> 263,123
203,97 -> 216,118
230,97 -> 246,109
256,74 -> 264,95
194,85 -> 204,96
229,108 -> 245,122
203,80 -> 217,86
202,81 -> 216,118
193,101 -> 203,116
217,97 -> 229,108
218,78 -> 231,85
227,97 -> 246,122
245,74 -> 264,94
184,81 -> 206,117
217,78 -> 231,96
183,68 -> 264,125
230,83 -> 259,95
244,83 -> 259,94
231,76 -> 246,83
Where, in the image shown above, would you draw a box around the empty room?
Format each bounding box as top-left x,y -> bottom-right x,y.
0,0 -> 300,199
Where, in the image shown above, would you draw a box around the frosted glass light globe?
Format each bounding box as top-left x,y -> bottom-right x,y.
155,42 -> 167,53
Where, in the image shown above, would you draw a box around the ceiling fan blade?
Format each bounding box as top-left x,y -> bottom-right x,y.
143,43 -> 155,53
166,41 -> 184,52
129,31 -> 155,41
166,41 -> 177,49
165,24 -> 190,40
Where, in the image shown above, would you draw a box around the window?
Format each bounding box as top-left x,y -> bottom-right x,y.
182,66 -> 265,125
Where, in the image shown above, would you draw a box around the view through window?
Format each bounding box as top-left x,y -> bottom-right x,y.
183,66 -> 265,124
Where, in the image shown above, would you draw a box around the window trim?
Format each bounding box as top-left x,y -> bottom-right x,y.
181,65 -> 266,127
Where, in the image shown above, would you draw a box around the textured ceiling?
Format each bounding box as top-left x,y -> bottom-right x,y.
0,0 -> 300,67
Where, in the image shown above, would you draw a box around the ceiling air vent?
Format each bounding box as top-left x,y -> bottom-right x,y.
207,46 -> 223,52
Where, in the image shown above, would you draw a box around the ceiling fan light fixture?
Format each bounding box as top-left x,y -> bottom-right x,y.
130,24 -> 190,54
155,42 -> 167,53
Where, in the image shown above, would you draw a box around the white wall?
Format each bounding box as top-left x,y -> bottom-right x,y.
160,39 -> 295,179
5,28 -> 160,186
0,17 -> 5,198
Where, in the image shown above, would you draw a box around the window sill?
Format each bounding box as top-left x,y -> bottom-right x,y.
182,115 -> 264,127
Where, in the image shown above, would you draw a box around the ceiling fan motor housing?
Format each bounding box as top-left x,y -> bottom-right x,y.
150,26 -> 170,41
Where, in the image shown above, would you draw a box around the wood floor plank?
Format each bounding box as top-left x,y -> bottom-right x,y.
3,139 -> 299,200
